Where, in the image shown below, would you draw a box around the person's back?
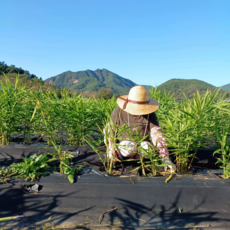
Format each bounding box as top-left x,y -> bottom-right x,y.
111,106 -> 159,140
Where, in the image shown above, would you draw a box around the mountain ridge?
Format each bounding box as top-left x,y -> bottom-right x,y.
1,61 -> 228,100
222,83 -> 230,91
46,68 -> 137,95
157,78 -> 218,100
46,69 -> 226,99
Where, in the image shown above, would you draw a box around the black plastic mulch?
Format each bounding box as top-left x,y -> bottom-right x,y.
0,143 -> 221,169
0,170 -> 230,229
0,144 -> 102,166
0,144 -> 229,229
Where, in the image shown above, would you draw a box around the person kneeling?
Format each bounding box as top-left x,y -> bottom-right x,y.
104,86 -> 176,174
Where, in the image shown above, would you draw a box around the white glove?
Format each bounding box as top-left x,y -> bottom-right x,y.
162,156 -> 176,173
118,140 -> 137,158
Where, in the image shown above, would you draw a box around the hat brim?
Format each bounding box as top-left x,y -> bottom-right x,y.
117,95 -> 159,115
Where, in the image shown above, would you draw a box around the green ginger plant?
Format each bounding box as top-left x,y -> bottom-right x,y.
0,75 -> 30,145
64,95 -> 100,146
86,113 -> 126,175
48,143 -> 83,183
159,89 -> 229,172
33,90 -> 64,145
32,93 -> 82,183
213,126 -> 230,179
0,154 -> 50,183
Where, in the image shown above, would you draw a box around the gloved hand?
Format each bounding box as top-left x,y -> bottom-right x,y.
162,156 -> 176,173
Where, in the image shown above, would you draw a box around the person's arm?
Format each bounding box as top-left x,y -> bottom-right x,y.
150,126 -> 169,158
149,113 -> 168,157
149,113 -> 176,172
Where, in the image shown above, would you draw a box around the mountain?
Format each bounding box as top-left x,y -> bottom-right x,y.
142,85 -> 153,92
157,79 -> 218,100
221,83 -> 230,91
46,69 -> 226,100
45,69 -> 136,95
2,62 -> 226,99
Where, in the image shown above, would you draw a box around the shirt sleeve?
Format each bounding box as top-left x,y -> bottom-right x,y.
149,112 -> 159,130
111,106 -> 120,125
150,126 -> 169,158
148,112 -> 169,158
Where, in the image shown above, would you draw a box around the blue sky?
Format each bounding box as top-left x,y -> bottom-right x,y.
1,0 -> 230,87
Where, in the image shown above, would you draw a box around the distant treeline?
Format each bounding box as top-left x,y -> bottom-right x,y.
0,61 -> 39,79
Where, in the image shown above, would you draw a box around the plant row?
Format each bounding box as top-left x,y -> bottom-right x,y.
1,75 -> 230,178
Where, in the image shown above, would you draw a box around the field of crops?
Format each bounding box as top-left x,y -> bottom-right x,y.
1,75 -> 230,180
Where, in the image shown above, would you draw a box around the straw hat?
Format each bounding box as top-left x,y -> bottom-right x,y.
117,86 -> 159,115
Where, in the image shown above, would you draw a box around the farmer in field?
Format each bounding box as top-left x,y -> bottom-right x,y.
104,85 -> 175,172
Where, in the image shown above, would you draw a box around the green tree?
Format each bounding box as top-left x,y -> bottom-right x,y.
97,87 -> 113,99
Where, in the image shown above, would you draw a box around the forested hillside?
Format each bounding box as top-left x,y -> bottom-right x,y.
0,62 -> 64,95
46,69 -> 136,95
47,69 -> 227,100
157,79 -> 219,100
2,62 -> 228,100
0,61 -> 38,79
222,83 -> 230,91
